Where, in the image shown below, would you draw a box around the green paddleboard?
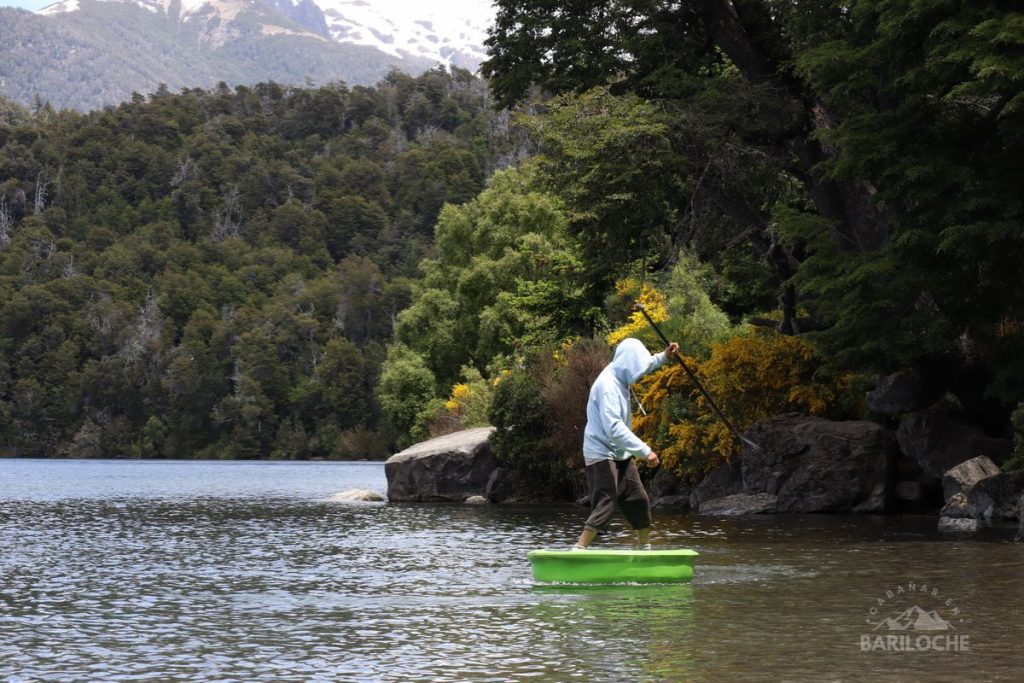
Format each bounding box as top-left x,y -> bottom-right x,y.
528,548 -> 698,584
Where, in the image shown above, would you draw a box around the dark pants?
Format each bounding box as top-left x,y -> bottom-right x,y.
583,458 -> 651,532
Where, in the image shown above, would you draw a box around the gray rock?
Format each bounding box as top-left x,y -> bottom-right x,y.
385,427 -> 497,502
896,409 -> 1010,479
699,492 -> 777,516
866,370 -> 942,414
965,471 -> 1024,523
464,495 -> 488,505
942,455 -> 1002,501
742,414 -> 895,513
938,517 -> 982,532
651,495 -> 690,512
690,460 -> 743,512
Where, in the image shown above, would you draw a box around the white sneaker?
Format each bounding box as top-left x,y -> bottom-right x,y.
571,544 -> 588,551
635,543 -> 652,551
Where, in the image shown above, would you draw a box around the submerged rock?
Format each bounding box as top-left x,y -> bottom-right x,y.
385,427 -> 497,502
325,488 -> 385,502
938,517 -> 982,532
699,493 -> 777,516
651,495 -> 690,512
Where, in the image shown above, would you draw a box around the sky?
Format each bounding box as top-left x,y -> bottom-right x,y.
0,0 -> 495,18
2,0 -> 52,9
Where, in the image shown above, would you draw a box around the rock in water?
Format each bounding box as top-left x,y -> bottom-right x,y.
938,517 -> 982,532
741,414 -> 895,513
385,427 -> 497,502
326,488 -> 385,502
689,460 -> 743,512
651,495 -> 691,512
464,495 -> 488,505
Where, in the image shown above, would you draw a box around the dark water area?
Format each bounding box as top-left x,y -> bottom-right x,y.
1,459 -> 1023,681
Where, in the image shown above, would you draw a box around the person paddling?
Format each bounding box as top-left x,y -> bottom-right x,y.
574,337 -> 679,550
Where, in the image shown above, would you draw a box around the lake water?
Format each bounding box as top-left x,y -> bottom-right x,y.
1,459 -> 1023,682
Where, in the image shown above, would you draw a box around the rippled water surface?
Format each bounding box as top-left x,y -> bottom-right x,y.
2,459 -> 1023,682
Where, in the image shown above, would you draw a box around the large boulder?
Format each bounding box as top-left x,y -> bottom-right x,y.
741,414 -> 895,513
866,370 -> 943,414
699,493 -> 777,516
385,427 -> 498,502
942,456 -> 1002,501
896,409 -> 1010,479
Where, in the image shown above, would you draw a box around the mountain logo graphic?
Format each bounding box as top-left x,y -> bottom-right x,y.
871,605 -> 956,632
860,581 -> 970,652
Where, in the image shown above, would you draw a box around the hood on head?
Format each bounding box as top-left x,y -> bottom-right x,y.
610,338 -> 653,385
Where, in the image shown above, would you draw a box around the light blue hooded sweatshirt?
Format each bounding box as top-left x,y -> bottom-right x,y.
582,338 -> 668,465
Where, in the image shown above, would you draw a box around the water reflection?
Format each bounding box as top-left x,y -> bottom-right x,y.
530,584 -> 696,681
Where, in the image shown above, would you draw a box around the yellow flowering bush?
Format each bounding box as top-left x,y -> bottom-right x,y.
633,327 -> 850,477
606,281 -> 668,347
425,368 -> 494,436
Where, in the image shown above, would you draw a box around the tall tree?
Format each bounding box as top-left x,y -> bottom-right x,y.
483,0 -> 1024,420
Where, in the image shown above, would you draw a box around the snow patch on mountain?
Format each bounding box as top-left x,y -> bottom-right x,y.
315,0 -> 491,68
37,0 -> 494,69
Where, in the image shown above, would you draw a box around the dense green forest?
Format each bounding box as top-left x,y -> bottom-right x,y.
0,67 -> 529,458
4,1 -> 1024,480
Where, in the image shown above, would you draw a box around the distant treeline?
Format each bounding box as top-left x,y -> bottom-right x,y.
0,67 -> 529,459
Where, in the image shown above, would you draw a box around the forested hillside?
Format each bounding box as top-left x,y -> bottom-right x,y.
0,68 -> 529,458
5,1 -> 1024,479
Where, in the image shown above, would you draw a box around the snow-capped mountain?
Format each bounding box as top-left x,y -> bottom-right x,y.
315,0 -> 491,70
872,606 -> 955,632
37,0 -> 493,69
